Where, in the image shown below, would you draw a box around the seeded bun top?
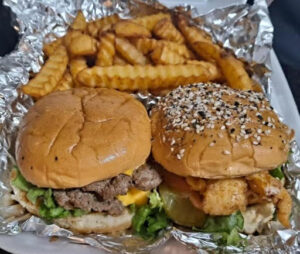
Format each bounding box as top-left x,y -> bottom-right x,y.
151,83 -> 293,179
16,88 -> 151,188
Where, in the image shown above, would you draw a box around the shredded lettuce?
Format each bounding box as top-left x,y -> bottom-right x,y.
132,189 -> 169,239
11,167 -> 33,191
270,166 -> 285,180
195,212 -> 246,247
26,188 -> 45,204
11,167 -> 88,221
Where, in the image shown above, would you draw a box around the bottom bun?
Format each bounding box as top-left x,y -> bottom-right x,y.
11,184 -> 133,234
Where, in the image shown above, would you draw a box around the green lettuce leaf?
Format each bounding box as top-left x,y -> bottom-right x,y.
270,167 -> 284,180
44,189 -> 56,209
149,189 -> 163,211
11,167 -> 33,192
72,208 -> 87,217
26,188 -> 46,204
202,211 -> 243,233
132,189 -> 170,239
199,212 -> 245,247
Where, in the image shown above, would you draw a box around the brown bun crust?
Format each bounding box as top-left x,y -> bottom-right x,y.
151,83 -> 293,179
16,88 -> 151,188
10,183 -> 132,234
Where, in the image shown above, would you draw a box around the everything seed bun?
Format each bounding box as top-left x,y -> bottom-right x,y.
16,88 -> 151,188
151,83 -> 293,179
10,182 -> 132,234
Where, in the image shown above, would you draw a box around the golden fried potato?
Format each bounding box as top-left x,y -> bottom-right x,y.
177,14 -> 255,90
246,172 -> 282,197
70,11 -> 87,31
87,14 -> 120,37
217,52 -> 255,91
202,179 -> 248,216
132,12 -> 171,31
77,63 -> 221,90
177,15 -> 212,45
113,54 -> 128,65
153,18 -> 185,44
114,21 -> 151,38
96,33 -> 115,66
54,71 -> 73,91
63,30 -> 82,47
159,40 -> 195,59
131,38 -> 158,54
115,37 -> 148,65
151,45 -> 185,65
22,46 -> 68,97
43,37 -> 63,57
67,34 -> 98,56
69,57 -> 88,86
276,188 -> 292,228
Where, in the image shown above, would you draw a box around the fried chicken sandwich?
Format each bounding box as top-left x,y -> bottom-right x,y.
151,83 -> 293,241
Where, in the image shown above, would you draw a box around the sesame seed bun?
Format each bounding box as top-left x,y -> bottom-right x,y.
16,88 -> 151,188
151,83 -> 293,179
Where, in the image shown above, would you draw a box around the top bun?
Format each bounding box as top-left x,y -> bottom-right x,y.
16,88 -> 151,188
151,83 -> 293,179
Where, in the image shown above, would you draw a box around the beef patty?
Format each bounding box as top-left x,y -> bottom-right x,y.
53,164 -> 162,215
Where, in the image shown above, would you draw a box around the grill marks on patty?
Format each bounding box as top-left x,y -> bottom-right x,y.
53,164 -> 162,215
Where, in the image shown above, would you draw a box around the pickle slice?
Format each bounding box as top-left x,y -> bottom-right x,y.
159,184 -> 206,227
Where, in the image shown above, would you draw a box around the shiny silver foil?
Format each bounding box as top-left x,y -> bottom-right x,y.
0,0 -> 299,253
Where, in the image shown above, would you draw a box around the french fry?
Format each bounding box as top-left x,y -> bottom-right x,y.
69,57 -> 88,86
217,52 -> 254,90
63,30 -> 82,47
113,54 -> 128,65
87,14 -> 120,37
132,13 -> 171,31
68,34 -> 98,56
177,15 -> 212,45
96,33 -> 115,66
43,37 -> 63,57
98,23 -> 113,36
151,45 -> 185,65
22,46 -> 68,97
177,15 -> 220,61
115,37 -> 149,65
114,21 -> 151,38
178,15 -> 254,90
70,11 -> 87,31
132,38 -> 194,59
54,71 -> 73,91
131,38 -> 158,55
159,40 -> 195,59
153,18 -> 185,44
77,63 -> 220,90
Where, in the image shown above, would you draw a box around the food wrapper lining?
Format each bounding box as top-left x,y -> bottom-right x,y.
0,0 -> 299,252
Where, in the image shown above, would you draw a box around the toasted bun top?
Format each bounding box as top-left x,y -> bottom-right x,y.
151,83 -> 293,179
16,88 -> 151,188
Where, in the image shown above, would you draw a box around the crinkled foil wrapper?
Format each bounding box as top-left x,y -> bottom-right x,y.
0,0 -> 299,253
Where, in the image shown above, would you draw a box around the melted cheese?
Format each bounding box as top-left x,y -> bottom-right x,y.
124,168 -> 134,176
117,188 -> 149,206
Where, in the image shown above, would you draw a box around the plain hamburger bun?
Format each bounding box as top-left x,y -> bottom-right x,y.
16,88 -> 151,188
10,183 -> 132,234
151,83 -> 293,179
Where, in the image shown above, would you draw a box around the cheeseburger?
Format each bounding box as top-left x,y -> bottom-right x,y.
11,88 -> 162,234
151,83 -> 293,236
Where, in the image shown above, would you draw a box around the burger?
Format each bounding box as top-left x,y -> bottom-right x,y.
10,88 -> 163,234
151,83 -> 293,242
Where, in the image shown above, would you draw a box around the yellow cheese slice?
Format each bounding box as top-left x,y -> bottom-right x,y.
118,188 -> 149,206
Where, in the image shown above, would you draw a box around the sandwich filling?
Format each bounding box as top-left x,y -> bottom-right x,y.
11,164 -> 162,220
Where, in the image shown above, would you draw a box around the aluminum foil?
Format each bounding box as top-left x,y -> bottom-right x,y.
0,0 -> 299,253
